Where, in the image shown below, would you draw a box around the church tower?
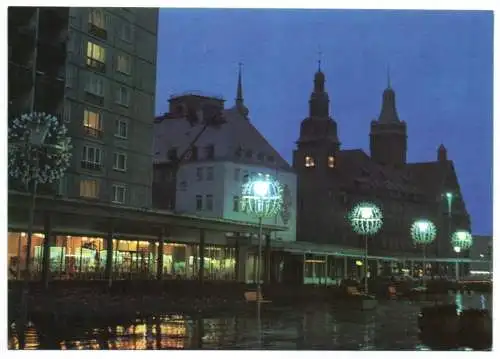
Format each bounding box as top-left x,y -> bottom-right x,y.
293,64 -> 341,243
369,76 -> 407,167
293,63 -> 340,171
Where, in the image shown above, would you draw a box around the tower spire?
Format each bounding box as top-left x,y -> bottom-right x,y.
387,64 -> 391,88
234,62 -> 249,117
236,62 -> 243,101
317,49 -> 322,71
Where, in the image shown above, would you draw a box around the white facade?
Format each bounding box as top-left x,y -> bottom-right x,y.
154,94 -> 297,243
175,160 -> 296,242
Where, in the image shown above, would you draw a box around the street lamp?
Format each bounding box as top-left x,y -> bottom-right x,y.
241,173 -> 283,299
9,112 -> 72,281
8,112 -> 72,331
410,219 -> 437,286
348,202 -> 383,294
451,230 -> 473,282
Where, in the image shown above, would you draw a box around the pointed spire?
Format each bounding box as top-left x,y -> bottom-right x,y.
387,64 -> 391,89
236,62 -> 243,101
377,70 -> 399,123
234,62 -> 249,117
317,48 -> 322,71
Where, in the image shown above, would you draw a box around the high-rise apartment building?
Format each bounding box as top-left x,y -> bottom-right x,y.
8,7 -> 158,208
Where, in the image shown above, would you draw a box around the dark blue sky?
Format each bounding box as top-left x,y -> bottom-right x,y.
155,9 -> 493,235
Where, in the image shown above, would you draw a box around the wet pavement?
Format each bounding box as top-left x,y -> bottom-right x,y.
8,293 -> 491,350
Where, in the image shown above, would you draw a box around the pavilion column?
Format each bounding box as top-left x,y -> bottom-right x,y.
105,225 -> 114,287
41,212 -> 52,290
236,240 -> 248,282
198,229 -> 205,285
234,239 -> 240,281
156,227 -> 165,280
264,234 -> 271,284
343,257 -> 348,279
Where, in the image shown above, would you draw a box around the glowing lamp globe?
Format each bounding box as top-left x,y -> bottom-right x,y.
411,219 -> 437,245
451,230 -> 473,251
241,173 -> 283,218
348,202 -> 383,235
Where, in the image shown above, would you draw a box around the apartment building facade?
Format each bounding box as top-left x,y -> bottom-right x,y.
8,7 -> 159,208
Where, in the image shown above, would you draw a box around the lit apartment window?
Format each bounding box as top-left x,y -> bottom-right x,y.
205,195 -> 213,211
234,168 -> 240,181
85,75 -> 104,97
83,109 -> 102,137
112,184 -> 126,204
305,156 -> 315,168
116,86 -> 130,107
206,167 -> 214,181
196,167 -> 203,181
195,195 -> 202,211
113,152 -> 127,172
86,42 -> 106,72
80,179 -> 99,198
328,156 -> 336,168
116,53 -> 131,75
115,118 -> 128,139
81,145 -> 102,170
233,196 -> 240,212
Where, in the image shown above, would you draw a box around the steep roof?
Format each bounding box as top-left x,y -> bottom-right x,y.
154,107 -> 292,172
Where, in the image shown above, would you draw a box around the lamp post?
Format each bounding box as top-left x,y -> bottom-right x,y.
241,173 -> 283,299
8,112 -> 72,333
241,173 -> 282,348
451,230 -> 473,283
410,219 -> 437,287
348,202 -> 383,295
444,192 -> 454,275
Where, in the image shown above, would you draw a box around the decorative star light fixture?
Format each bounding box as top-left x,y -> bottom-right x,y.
451,230 -> 473,251
451,230 -> 472,282
348,201 -> 383,236
411,219 -> 437,245
241,173 -> 283,302
241,173 -> 283,218
348,201 -> 383,294
411,219 -> 437,284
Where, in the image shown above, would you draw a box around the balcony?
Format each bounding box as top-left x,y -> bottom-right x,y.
81,161 -> 102,171
86,58 -> 106,73
88,23 -> 107,40
83,126 -> 103,139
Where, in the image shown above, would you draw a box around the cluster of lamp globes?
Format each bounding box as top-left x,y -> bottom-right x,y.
348,201 -> 473,253
241,174 -> 473,254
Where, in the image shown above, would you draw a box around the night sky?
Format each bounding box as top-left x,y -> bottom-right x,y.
155,9 -> 493,235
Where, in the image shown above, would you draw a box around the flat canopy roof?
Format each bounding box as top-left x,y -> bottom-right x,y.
8,191 -> 287,235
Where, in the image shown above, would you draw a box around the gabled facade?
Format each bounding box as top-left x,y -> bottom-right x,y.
153,69 -> 297,242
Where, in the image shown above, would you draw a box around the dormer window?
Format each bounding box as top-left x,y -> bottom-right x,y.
327,156 -> 335,168
305,156 -> 315,168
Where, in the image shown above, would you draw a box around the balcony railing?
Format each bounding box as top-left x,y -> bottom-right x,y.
86,58 -> 106,73
81,161 -> 102,171
83,126 -> 103,139
88,23 -> 107,40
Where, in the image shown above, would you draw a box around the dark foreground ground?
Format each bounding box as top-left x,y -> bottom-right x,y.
8,289 -> 491,350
